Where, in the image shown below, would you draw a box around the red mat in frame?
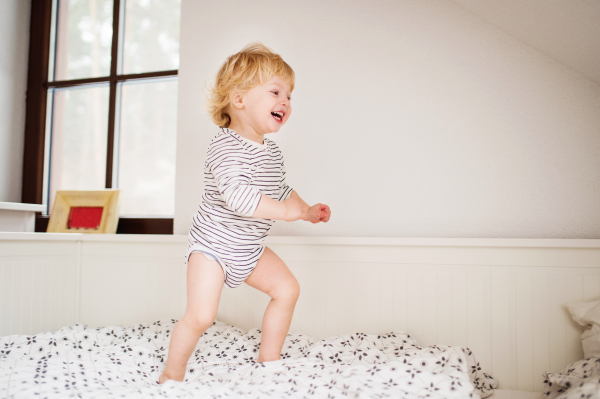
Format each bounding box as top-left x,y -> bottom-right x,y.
47,190 -> 120,234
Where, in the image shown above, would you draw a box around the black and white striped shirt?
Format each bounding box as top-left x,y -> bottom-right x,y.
186,128 -> 293,288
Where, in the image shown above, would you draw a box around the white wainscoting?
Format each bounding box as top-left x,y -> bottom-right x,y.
0,236 -> 79,337
79,235 -> 187,328
1,233 -> 599,392
0,234 -> 188,336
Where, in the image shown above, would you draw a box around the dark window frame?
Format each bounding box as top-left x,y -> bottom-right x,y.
23,0 -> 176,234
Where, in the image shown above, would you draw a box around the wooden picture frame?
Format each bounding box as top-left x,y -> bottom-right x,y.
47,190 -> 121,234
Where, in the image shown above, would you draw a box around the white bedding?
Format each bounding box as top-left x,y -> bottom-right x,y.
1,319 -> 498,398
543,356 -> 600,399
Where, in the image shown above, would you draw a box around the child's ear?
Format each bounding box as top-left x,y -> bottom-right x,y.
231,91 -> 244,109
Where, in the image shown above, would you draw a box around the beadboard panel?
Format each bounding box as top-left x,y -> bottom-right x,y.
216,240 -> 600,392
79,239 -> 188,328
218,262 -> 594,392
0,260 -> 78,336
1,235 -> 599,392
263,243 -> 600,268
0,239 -> 79,336
81,240 -> 185,258
0,241 -> 78,257
79,256 -> 187,328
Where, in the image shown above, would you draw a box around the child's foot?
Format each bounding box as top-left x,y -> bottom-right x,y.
158,368 -> 186,384
158,371 -> 174,384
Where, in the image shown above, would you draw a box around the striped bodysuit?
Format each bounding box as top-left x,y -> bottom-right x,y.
185,128 -> 293,288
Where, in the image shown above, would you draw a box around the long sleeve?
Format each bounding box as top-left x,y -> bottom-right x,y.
209,157 -> 262,217
278,159 -> 293,201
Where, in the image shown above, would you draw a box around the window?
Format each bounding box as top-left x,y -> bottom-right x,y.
23,0 -> 180,234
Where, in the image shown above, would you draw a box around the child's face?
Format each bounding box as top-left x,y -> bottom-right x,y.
236,76 -> 292,134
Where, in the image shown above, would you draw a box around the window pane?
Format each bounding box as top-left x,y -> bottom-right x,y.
117,79 -> 177,215
53,0 -> 113,81
122,0 -> 181,74
48,86 -> 109,212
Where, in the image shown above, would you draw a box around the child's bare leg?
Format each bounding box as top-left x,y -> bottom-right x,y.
159,253 -> 224,383
244,247 -> 300,362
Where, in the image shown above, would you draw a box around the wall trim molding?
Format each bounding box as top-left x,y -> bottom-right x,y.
1,232 -> 599,248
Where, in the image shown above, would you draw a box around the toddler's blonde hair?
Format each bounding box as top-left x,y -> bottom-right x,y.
206,42 -> 295,128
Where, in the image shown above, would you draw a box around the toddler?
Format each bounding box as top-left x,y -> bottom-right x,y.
159,43 -> 331,383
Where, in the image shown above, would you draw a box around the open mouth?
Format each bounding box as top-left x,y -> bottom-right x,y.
271,111 -> 284,122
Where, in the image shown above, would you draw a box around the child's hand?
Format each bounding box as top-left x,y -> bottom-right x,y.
305,204 -> 331,224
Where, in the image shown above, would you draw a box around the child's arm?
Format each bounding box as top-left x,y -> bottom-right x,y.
252,191 -> 331,223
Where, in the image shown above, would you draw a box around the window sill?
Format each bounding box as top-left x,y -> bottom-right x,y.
35,214 -> 173,234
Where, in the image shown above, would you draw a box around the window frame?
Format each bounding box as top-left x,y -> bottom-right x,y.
23,0 -> 177,234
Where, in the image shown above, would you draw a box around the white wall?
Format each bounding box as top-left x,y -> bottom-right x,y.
175,0 -> 600,238
0,0 -> 30,203
450,0 -> 600,86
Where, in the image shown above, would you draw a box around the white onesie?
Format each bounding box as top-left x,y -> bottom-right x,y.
186,128 -> 293,288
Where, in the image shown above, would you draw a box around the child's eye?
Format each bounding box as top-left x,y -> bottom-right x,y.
272,91 -> 278,95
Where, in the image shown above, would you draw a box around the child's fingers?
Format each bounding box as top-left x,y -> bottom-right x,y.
320,204 -> 331,222
308,204 -> 321,223
307,203 -> 330,223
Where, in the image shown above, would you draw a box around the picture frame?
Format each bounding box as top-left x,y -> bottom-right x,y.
47,190 -> 121,234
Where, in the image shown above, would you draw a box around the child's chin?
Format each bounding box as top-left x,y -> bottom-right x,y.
270,118 -> 284,129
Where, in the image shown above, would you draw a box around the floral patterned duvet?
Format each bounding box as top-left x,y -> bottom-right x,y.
544,357 -> 600,399
1,319 -> 497,398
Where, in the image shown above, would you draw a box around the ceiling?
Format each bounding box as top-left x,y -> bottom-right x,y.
449,0 -> 600,86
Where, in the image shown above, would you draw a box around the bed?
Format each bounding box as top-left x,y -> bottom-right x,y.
2,233 -> 599,397
2,318 -> 498,398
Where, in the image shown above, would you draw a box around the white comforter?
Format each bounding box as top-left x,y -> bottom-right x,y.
1,319 -> 497,398
543,357 -> 600,399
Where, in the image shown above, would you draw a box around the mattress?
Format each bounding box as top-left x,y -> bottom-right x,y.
1,318 -> 502,398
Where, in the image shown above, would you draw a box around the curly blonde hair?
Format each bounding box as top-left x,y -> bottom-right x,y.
206,43 -> 295,128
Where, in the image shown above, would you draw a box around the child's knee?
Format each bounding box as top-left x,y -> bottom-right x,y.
273,279 -> 300,303
290,280 -> 300,301
182,312 -> 215,333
